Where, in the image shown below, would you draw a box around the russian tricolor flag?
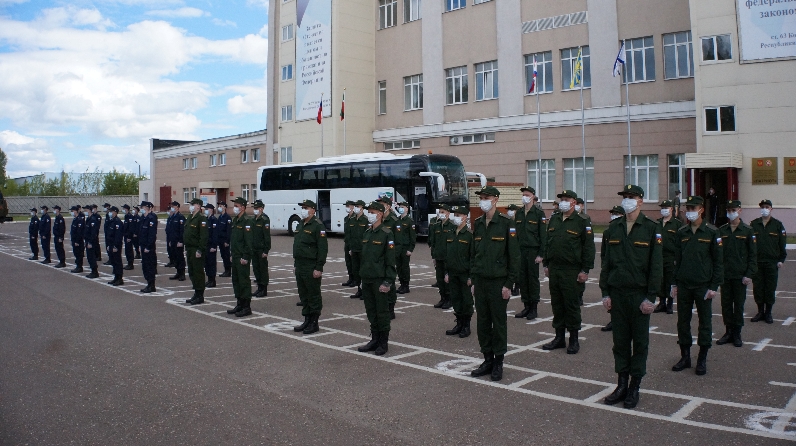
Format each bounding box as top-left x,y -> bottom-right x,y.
529,55 -> 538,93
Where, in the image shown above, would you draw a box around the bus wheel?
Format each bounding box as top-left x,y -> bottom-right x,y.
288,216 -> 300,236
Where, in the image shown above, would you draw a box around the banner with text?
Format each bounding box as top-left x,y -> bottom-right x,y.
737,0 -> 796,62
295,0 -> 332,121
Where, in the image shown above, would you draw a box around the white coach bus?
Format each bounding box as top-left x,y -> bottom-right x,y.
256,153 -> 483,236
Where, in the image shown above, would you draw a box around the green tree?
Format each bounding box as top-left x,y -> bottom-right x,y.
0,147 -> 6,188
102,169 -> 142,195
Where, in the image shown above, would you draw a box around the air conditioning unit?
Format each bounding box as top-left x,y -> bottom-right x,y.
450,137 -> 459,144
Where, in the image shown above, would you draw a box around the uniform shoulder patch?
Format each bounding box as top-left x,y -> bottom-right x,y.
320,230 -> 326,237
498,212 -> 510,219
706,223 -> 718,230
716,237 -> 723,246
388,240 -> 395,249
677,225 -> 690,232
509,227 -> 517,237
656,233 -> 662,244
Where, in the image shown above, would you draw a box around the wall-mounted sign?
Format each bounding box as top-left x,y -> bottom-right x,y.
295,0 -> 332,121
737,0 -> 796,62
784,157 -> 796,185
751,157 -> 778,185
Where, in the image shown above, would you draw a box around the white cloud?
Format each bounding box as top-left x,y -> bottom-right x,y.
146,7 -> 210,18
258,24 -> 268,37
38,6 -> 115,31
226,82 -> 268,115
0,0 -> 29,5
247,0 -> 269,8
212,18 -> 238,28
0,130 -> 57,177
62,142 -> 151,175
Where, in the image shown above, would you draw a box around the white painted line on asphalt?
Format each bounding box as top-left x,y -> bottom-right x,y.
770,382 -> 796,389
753,339 -> 773,351
389,349 -> 429,360
508,373 -> 549,389
671,399 -> 705,420
783,317 -> 795,326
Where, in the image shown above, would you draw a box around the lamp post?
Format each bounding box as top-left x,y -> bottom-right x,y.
134,160 -> 141,177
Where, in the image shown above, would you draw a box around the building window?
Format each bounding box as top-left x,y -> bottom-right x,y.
281,64 -> 293,81
191,187 -> 197,200
445,66 -> 468,105
445,0 -> 465,12
143,193 -> 149,202
404,0 -> 421,22
668,154 -> 685,200
563,157 -> 594,201
527,159 -> 556,202
624,155 -> 659,201
281,146 -> 293,163
281,24 -> 294,42
250,184 -> 257,201
561,46 -> 591,89
623,36 -> 655,83
664,31 -> 693,79
241,184 -> 250,201
183,159 -> 190,170
281,105 -> 293,122
474,0 -> 492,3
379,0 -> 397,29
252,148 -> 260,163
701,35 -> 732,62
524,51 -> 554,94
384,140 -> 420,151
219,153 -> 226,166
241,150 -> 249,164
475,61 -> 498,101
378,81 -> 387,115
191,157 -> 197,169
404,74 -> 423,111
449,133 -> 494,145
704,106 -> 736,133
210,154 -> 217,167
183,188 -> 190,203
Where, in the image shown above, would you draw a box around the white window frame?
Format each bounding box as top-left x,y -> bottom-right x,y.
281,24 -> 294,42
668,154 -> 685,200
280,146 -> 293,164
378,81 -> 387,115
191,187 -> 197,200
404,0 -> 421,22
219,153 -> 226,166
241,184 -> 250,201
281,105 -> 293,122
623,36 -> 656,84
183,188 -> 190,203
701,34 -> 733,63
561,46 -> 591,90
209,154 -> 217,167
191,157 -> 197,169
183,159 -> 189,170
252,148 -> 260,163
445,0 -> 465,12
474,0 -> 492,4
281,64 -> 293,81
241,150 -> 249,164
384,140 -> 420,151
524,51 -> 554,95
445,66 -> 468,105
379,0 -> 397,29
449,133 -> 494,146
563,157 -> 595,202
663,31 -> 693,80
404,74 -> 423,111
527,159 -> 556,202
703,106 -> 736,133
624,154 -> 659,202
475,60 -> 498,101
250,184 -> 257,202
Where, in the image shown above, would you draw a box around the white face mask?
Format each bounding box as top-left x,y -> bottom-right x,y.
354,206 -> 362,214
189,205 -> 196,213
71,211 -> 77,217
218,207 -> 224,213
133,210 -> 138,215
366,213 -> 378,224
172,207 -> 177,213
103,207 -> 109,212
507,210 -> 516,218
109,212 -> 115,219
727,211 -> 739,221
621,198 -> 638,214
233,206 -> 241,215
439,212 -> 449,221
396,207 -> 405,215
686,211 -> 699,222
84,211 -> 90,217
610,214 -> 622,221
204,210 -> 211,217
346,207 -> 353,214
522,196 -> 533,205
575,205 -> 582,212
479,200 -> 493,213
31,212 -> 36,217
558,201 -> 572,213
660,208 -> 671,217
450,215 -> 463,226
121,209 -> 127,215
761,208 -> 771,217
299,208 -> 309,219
253,209 -> 261,216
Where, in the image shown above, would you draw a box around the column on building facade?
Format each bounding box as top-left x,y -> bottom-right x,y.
496,0 -> 524,118
421,0 -> 444,125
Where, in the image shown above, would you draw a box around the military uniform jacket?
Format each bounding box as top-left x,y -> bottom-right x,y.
28,215 -> 39,237
427,216 -> 438,248
543,212 -> 595,273
658,217 -> 684,260
124,213 -> 136,239
445,226 -> 474,276
53,214 -> 65,240
184,212 -> 209,251
348,214 -> 369,253
206,215 -> 219,250
359,224 -> 396,285
515,205 -> 547,251
381,212 -> 399,238
230,215 -> 253,261
104,213 -> 111,242
107,216 -> 124,249
431,219 -> 455,260
395,215 -> 417,252
138,213 -> 158,250
84,214 -> 101,244
167,213 -> 186,244
251,214 -> 272,253
674,221 -> 723,290
599,212 -> 663,296
71,215 -> 85,244
343,213 -> 352,251
720,220 -> 758,280
292,217 -> 328,271
750,217 -> 787,264
217,213 -> 232,244
39,213 -> 51,239
471,212 -> 521,288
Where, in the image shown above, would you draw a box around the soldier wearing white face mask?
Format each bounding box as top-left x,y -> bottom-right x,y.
166,201 -> 186,281
750,199 -> 787,324
654,200 -> 684,315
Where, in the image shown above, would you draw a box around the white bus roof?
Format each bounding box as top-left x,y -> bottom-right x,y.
258,153 -> 417,170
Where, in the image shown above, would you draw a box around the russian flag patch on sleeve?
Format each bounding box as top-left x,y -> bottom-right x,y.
388,240 -> 395,249
656,234 -> 662,244
586,226 -> 592,234
716,237 -> 723,246
509,228 -> 517,237
320,230 -> 326,237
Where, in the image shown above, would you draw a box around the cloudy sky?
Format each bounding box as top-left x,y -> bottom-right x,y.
0,0 -> 269,178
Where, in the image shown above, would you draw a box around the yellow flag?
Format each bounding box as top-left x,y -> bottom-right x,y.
570,47 -> 583,89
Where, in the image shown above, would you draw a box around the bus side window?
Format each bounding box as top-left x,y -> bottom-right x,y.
283,168 -> 300,189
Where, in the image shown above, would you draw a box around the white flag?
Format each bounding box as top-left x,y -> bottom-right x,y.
613,42 -> 626,77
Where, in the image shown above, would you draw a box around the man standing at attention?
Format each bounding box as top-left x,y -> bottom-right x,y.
750,199 -> 787,324
292,199 -> 329,334
251,200 -> 272,298
69,205 -> 85,273
184,198 -> 209,305
513,186 -> 547,321
226,197 -> 254,317
138,201 -> 159,293
348,200 -> 368,300
717,200 -> 756,347
395,201 -> 417,295
654,200 -> 683,315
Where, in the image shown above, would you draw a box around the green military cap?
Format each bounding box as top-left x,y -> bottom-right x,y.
575,197 -> 585,205
437,204 -> 451,212
299,199 -> 317,209
506,204 -> 521,211
188,198 -> 203,205
759,199 -> 773,207
397,201 -> 409,207
659,200 -> 673,207
726,200 -> 742,208
557,189 -> 578,199
685,195 -> 704,206
610,205 -> 626,215
354,200 -> 367,207
344,200 -> 355,206
366,201 -> 385,212
252,199 -> 265,208
450,205 -> 469,215
520,186 -> 536,194
618,184 -> 645,198
232,197 -> 248,206
377,196 -> 393,205
476,185 -> 500,197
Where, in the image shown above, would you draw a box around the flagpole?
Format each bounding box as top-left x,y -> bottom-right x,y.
343,88 -> 347,156
625,67 -> 632,175
535,78 -> 542,196
579,48 -> 587,213
321,93 -> 324,158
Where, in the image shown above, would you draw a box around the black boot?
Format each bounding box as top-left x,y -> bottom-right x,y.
294,316 -> 310,332
55,262 -> 66,269
397,282 -> 409,294
624,376 -> 642,409
542,328 -> 566,350
515,303 -> 531,318
227,299 -> 243,314
604,373 -> 629,405
716,326 -> 732,345
579,295 -> 584,306
750,303 -> 765,322
446,315 -> 463,336
695,346 -> 708,375
86,269 -> 99,279
28,255 -> 38,261
169,271 -> 186,281
219,270 -> 231,278
601,321 -> 613,332
374,331 -> 389,356
653,300 -> 667,313
114,275 -> 124,286
440,296 -> 452,310
164,261 -> 175,268
186,291 -> 198,304
303,315 -> 320,334
666,297 -> 674,314
765,303 -> 774,324
189,290 -> 204,305
261,286 -> 267,297
566,330 -> 580,354
141,281 -> 156,294
135,252 -> 141,259
253,286 -> 265,298
71,266 -> 83,273
733,326 -> 743,347
672,346 -> 691,371
296,300 -> 304,306
389,303 -> 396,320
431,281 -> 439,288
342,278 -> 353,287
433,295 -> 446,308
471,353 -> 494,377
124,263 -> 134,271
459,315 -> 472,338
235,300 -> 252,317
490,355 -> 504,381
350,287 -> 362,299
358,331 -> 379,352
526,302 -> 538,320
206,277 -> 216,288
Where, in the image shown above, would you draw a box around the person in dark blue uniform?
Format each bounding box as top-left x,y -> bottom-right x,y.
84,203 -> 101,278
102,203 -> 112,266
28,207 -> 39,260
91,204 -> 102,263
69,205 -> 85,273
52,205 -> 66,268
39,205 -> 52,264
106,206 -> 125,286
167,201 -> 186,281
217,201 -> 232,278
138,201 -> 159,293
132,206 -> 142,259
203,203 -> 219,288
122,204 -> 136,270
165,206 -> 176,267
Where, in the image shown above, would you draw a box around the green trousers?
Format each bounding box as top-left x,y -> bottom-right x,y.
186,248 -> 205,291
720,279 -> 746,327
658,259 -> 676,304
549,267 -> 582,331
344,246 -> 352,279
252,250 -> 269,287
676,284 -> 713,348
753,261 -> 779,306
473,276 -> 509,356
231,256 -> 252,301
519,247 -> 541,305
295,262 -> 322,316
435,260 -> 449,299
396,245 -> 410,284
350,251 -> 362,285
362,281 -> 390,333
609,289 -> 650,378
448,274 -> 473,316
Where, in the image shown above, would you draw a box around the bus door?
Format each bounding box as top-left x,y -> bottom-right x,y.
412,181 -> 431,236
317,190 -> 332,230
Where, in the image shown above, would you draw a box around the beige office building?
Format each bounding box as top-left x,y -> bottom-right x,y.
267,0 -> 699,221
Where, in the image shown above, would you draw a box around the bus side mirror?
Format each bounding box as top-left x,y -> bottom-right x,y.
419,172 -> 445,192
467,172 -> 487,188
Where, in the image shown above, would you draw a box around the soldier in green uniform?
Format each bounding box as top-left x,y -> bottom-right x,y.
431,205 -> 454,310
671,196 -> 723,376
506,204 -> 521,297
292,199 -> 329,335
599,185 -> 662,409
342,200 -> 356,287
469,187 -> 520,382
654,200 -> 683,314
251,200 -> 271,297
443,206 -> 474,338
226,197 -> 254,317
428,211 -> 440,288
184,198 -> 209,305
543,190 -> 595,354
395,201 -> 417,295
348,200 -> 369,300
357,201 -> 396,356
378,197 -> 401,319
575,198 -> 591,307
513,186 -> 547,320
601,205 -> 626,332
750,199 -> 787,324
717,200 -> 757,347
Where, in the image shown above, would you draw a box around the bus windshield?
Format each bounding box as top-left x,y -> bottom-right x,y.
427,155 -> 468,204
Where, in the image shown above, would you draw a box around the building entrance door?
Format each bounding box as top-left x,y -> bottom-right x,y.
159,186 -> 172,212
